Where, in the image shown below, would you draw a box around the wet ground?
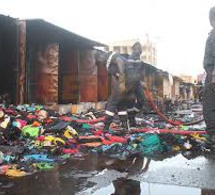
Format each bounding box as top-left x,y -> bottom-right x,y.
1,152 -> 215,195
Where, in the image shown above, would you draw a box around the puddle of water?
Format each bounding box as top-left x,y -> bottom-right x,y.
1,153 -> 215,195
1,176 -> 215,195
80,178 -> 215,195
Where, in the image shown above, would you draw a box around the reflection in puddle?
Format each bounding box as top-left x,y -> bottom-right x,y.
141,182 -> 201,195
1,153 -> 215,195
87,178 -> 215,195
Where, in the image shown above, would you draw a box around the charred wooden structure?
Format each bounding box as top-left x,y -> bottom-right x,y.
0,15 -> 106,105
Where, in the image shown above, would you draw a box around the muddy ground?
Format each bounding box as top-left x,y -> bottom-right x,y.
1,152 -> 215,195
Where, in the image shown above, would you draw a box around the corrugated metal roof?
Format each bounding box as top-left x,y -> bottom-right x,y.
26,19 -> 106,48
0,14 -> 17,23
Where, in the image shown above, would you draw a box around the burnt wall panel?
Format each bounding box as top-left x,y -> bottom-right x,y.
19,20 -> 26,104
0,16 -> 19,103
37,44 -> 59,104
79,50 -> 98,102
59,47 -> 79,104
28,43 -> 59,105
97,64 -> 108,101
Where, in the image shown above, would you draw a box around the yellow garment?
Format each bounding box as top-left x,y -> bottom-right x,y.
191,134 -> 206,142
172,145 -> 181,151
44,136 -> 65,146
6,169 -> 26,177
53,137 -> 65,145
0,116 -> 10,129
66,126 -> 78,136
0,110 -> 4,119
63,130 -> 73,139
44,136 -> 55,142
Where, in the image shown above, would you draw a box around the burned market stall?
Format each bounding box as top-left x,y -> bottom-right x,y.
24,19 -> 105,105
0,15 -> 19,103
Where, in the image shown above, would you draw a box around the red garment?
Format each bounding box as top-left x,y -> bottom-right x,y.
93,130 -> 104,136
104,135 -> 127,143
102,139 -> 114,145
59,116 -> 72,122
63,149 -> 79,154
16,119 -> 27,127
36,136 -> 45,141
0,165 -> 10,175
80,142 -> 103,147
46,118 -> 53,124
2,109 -> 16,116
27,115 -> 37,119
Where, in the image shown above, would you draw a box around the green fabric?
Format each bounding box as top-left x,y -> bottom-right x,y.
82,124 -> 91,129
59,154 -> 71,159
22,125 -> 40,138
36,163 -> 54,170
35,105 -> 43,110
180,125 -> 189,131
138,134 -> 164,156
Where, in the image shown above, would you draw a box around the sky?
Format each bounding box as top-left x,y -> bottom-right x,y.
1,0 -> 215,77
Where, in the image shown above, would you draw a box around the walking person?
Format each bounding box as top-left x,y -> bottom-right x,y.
95,51 -> 130,133
126,41 -> 146,126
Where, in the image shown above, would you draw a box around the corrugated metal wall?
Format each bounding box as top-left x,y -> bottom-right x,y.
79,49 -> 98,102
97,62 -> 109,101
0,16 -> 19,103
36,44 -> 59,105
27,43 -> 59,105
59,47 -> 79,104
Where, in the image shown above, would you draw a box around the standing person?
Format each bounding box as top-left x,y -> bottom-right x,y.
126,41 -> 146,126
95,51 -> 130,133
203,6 -> 215,149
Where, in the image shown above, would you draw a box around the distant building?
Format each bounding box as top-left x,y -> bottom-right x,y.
178,74 -> 195,84
172,76 -> 181,98
108,34 -> 157,66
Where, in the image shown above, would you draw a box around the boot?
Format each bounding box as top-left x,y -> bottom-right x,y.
121,119 -> 130,132
128,111 -> 137,127
118,112 -> 130,133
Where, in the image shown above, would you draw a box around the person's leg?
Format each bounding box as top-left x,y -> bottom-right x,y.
104,77 -> 125,132
203,83 -> 215,148
117,84 -> 139,130
127,82 -> 142,127
127,99 -> 139,127
136,82 -> 145,110
117,99 -> 130,131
